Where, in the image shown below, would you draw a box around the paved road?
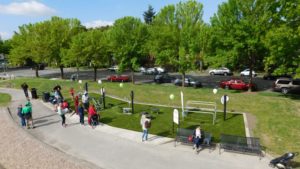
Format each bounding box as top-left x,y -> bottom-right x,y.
2,67 -> 274,90
2,88 -> 272,169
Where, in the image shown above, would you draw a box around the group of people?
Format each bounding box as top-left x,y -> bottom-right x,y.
53,86 -> 99,128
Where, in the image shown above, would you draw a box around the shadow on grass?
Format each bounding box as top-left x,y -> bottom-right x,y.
100,117 -> 113,123
225,114 -> 241,121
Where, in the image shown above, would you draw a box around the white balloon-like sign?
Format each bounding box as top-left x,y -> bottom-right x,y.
169,94 -> 175,100
213,88 -> 218,94
98,79 -> 102,84
78,80 -> 82,84
119,83 -> 124,88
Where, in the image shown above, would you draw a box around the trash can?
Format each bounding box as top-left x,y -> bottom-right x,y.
42,92 -> 50,102
31,88 -> 38,99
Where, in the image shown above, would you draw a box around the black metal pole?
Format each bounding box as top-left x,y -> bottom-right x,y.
130,90 -> 134,114
84,82 -> 88,92
103,88 -> 106,109
224,95 -> 227,121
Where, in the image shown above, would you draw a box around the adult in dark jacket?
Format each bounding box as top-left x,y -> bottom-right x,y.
78,102 -> 85,125
21,82 -> 29,98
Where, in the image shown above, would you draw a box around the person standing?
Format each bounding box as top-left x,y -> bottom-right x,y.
140,113 -> 151,142
17,104 -> 26,127
21,82 -> 29,98
88,104 -> 97,125
57,103 -> 66,127
22,101 -> 34,129
78,102 -> 85,125
69,87 -> 75,99
82,91 -> 89,111
74,94 -> 79,114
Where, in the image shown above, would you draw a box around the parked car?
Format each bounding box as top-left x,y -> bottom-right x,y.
154,74 -> 175,84
107,65 -> 119,72
240,69 -> 257,77
174,77 -> 202,88
263,73 -> 292,80
272,78 -> 300,94
143,67 -> 166,75
139,67 -> 146,73
209,67 -> 233,76
219,79 -> 257,91
107,75 -> 130,82
155,67 -> 166,74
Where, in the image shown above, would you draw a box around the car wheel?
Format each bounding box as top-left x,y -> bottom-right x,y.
210,72 -> 214,76
224,72 -> 228,76
281,88 -> 289,94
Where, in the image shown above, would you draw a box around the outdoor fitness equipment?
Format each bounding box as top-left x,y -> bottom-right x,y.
183,100 -> 217,125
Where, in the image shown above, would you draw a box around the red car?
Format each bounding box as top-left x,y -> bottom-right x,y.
107,75 -> 130,82
219,79 -> 256,91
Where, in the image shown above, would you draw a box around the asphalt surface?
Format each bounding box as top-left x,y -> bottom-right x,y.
2,88 -> 272,169
2,67 -> 274,91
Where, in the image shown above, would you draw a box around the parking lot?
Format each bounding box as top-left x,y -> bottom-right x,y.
2,67 -> 274,91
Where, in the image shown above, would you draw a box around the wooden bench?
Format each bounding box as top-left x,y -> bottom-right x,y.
219,134 -> 262,158
175,128 -> 212,147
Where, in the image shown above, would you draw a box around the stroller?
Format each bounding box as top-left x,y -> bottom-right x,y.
269,152 -> 298,169
91,114 -> 99,128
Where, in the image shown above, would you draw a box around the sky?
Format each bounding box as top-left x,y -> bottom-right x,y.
0,0 -> 226,40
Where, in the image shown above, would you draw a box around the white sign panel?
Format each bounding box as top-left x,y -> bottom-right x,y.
221,95 -> 229,104
173,109 -> 179,124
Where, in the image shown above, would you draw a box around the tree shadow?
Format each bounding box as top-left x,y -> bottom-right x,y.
100,117 -> 113,123
33,114 -> 57,121
34,120 -> 60,128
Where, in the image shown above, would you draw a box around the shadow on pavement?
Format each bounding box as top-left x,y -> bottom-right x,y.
34,120 -> 60,128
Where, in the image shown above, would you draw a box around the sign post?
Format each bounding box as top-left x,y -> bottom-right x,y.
173,109 -> 179,134
221,95 -> 229,121
130,90 -> 134,114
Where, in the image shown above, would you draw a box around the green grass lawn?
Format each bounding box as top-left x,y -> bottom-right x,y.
1,78 -> 299,161
88,93 -> 245,141
0,93 -> 11,106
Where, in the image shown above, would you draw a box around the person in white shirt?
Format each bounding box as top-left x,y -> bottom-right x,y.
193,126 -> 202,150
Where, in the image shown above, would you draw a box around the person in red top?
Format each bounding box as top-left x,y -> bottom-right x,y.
69,87 -> 75,99
74,95 -> 79,114
88,104 -> 97,125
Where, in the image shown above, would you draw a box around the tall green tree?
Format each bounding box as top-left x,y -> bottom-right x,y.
262,0 -> 300,77
210,0 -> 274,89
143,5 -> 156,24
9,23 -> 52,77
46,16 -> 85,79
110,16 -> 148,84
150,0 -> 204,86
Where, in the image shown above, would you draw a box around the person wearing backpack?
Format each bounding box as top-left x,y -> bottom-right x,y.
140,113 -> 151,142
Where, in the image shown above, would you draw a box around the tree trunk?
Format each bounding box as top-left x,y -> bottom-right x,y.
248,51 -> 253,92
182,72 -> 185,87
60,66 -> 64,79
93,67 -> 97,82
35,66 -> 39,77
131,70 -> 135,84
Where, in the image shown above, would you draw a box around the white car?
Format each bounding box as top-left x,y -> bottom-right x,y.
155,67 -> 166,74
240,69 -> 257,77
209,67 -> 232,76
107,65 -> 119,71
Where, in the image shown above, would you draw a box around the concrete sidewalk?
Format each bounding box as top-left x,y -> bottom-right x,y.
1,88 -> 272,169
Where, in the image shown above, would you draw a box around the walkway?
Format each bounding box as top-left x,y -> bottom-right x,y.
0,88 -> 272,169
